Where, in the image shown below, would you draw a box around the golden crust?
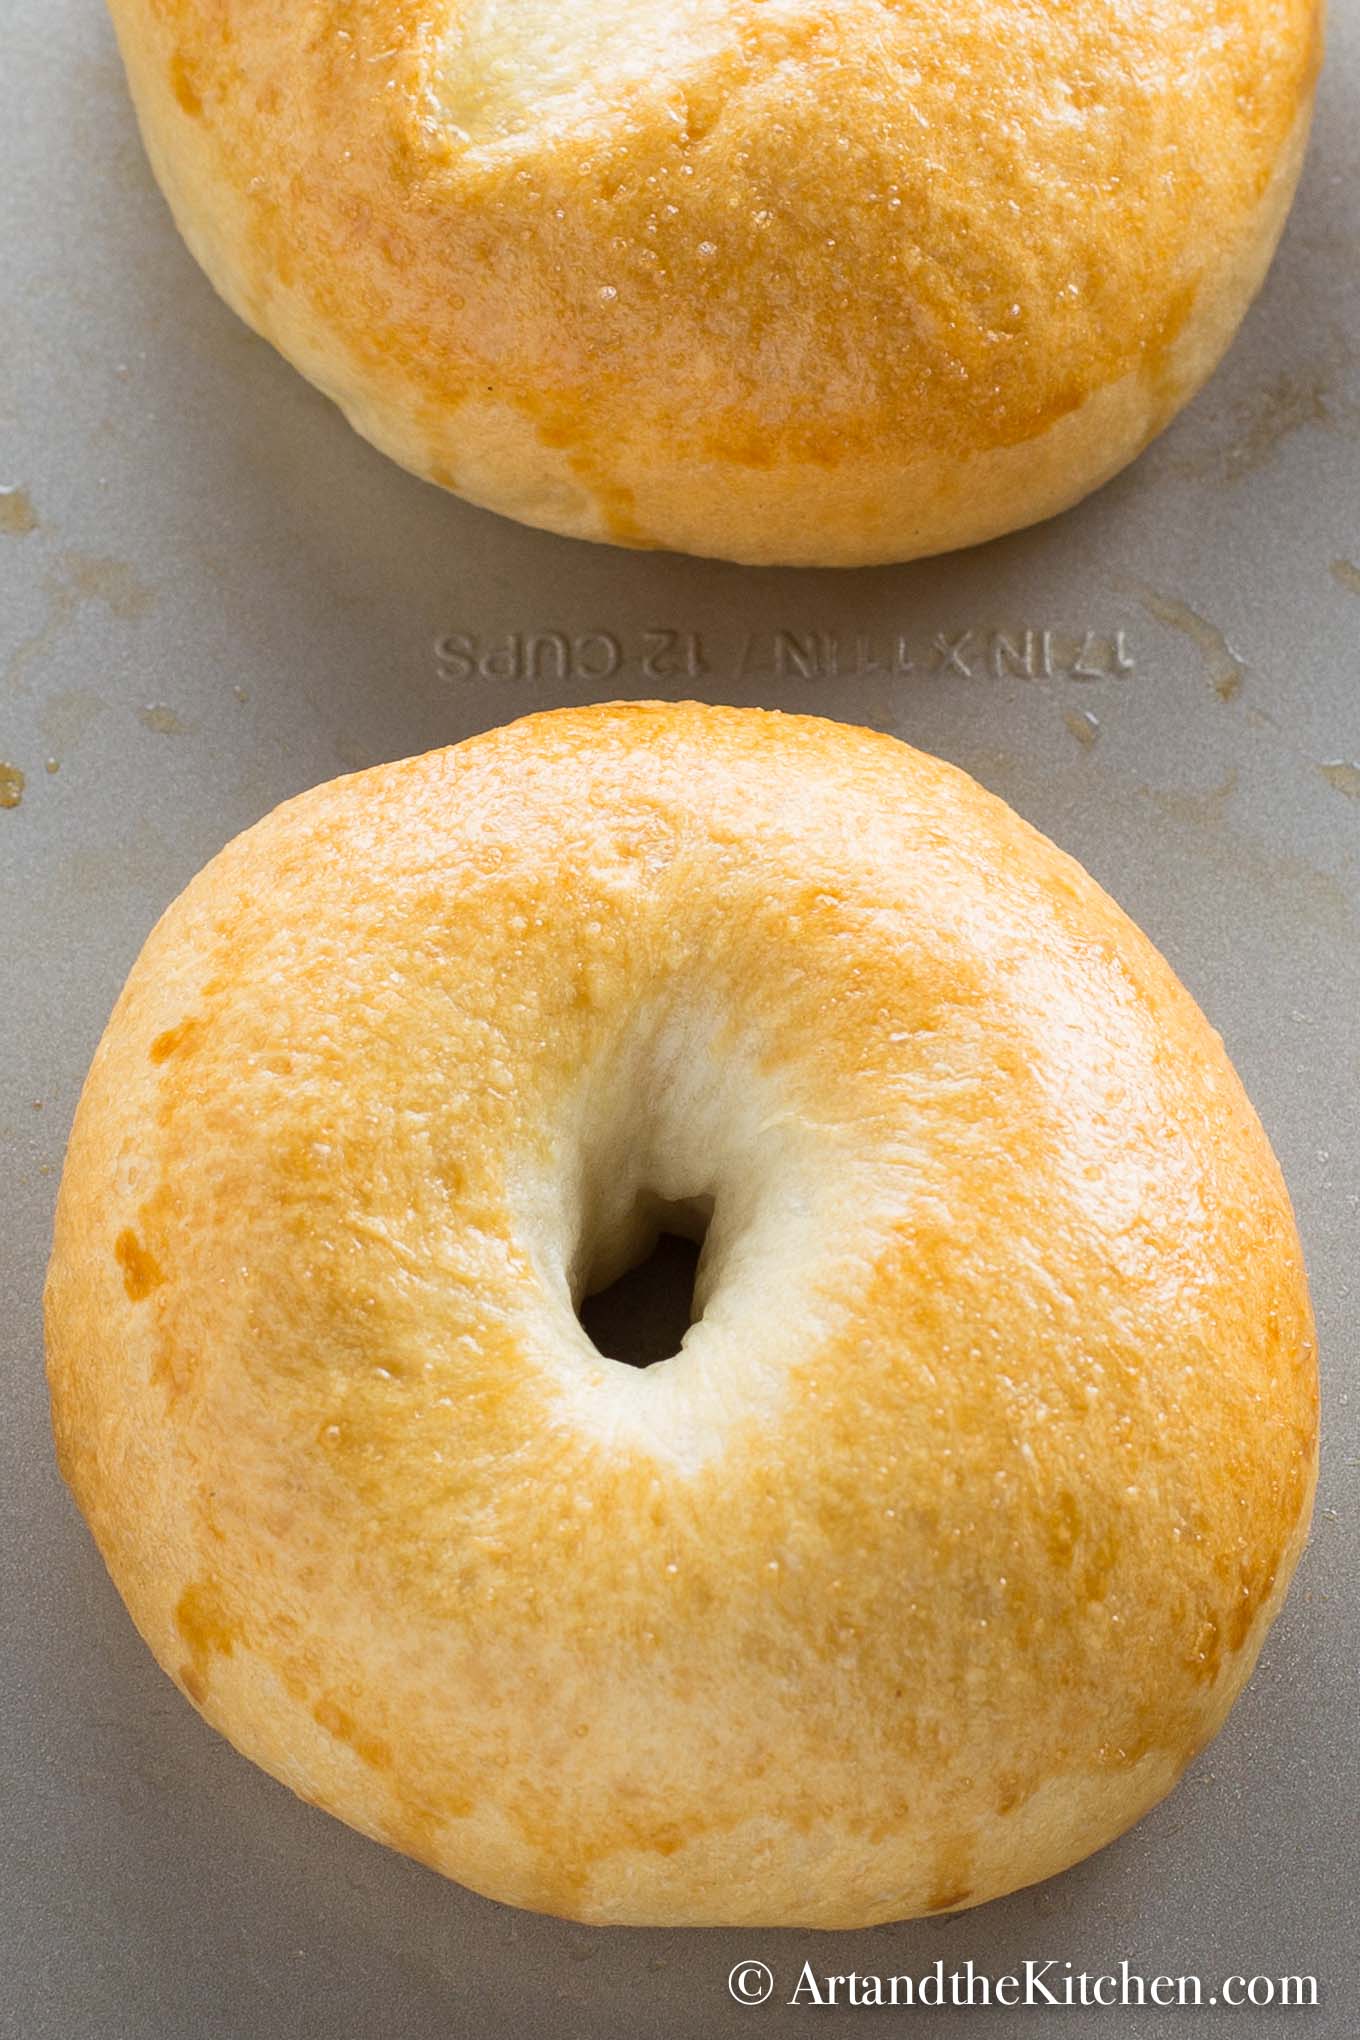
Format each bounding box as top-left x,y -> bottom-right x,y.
105,0 -> 1321,563
47,702 -> 1316,1925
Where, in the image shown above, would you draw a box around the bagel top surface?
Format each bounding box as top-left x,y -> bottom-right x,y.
46,702 -> 1317,1926
107,0 -> 1322,561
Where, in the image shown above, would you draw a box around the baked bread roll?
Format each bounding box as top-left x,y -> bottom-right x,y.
106,0 -> 1322,565
47,702 -> 1316,1926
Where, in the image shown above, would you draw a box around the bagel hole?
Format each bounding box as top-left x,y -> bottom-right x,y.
577,1197 -> 711,1370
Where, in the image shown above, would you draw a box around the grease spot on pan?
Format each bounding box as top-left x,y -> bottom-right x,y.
0,485 -> 37,537
1319,761 -> 1360,802
1150,337 -> 1360,487
1134,587 -> 1245,701
1064,708 -> 1100,749
138,702 -> 189,735
41,687 -> 109,755
7,551 -> 156,692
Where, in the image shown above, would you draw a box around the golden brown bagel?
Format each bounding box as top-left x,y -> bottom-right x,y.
106,0 -> 1322,564
46,702 -> 1317,1926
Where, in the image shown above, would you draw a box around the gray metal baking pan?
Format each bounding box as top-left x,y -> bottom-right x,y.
2,3 -> 1357,2035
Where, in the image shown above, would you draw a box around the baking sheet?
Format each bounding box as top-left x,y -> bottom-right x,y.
3,4 -> 1358,2035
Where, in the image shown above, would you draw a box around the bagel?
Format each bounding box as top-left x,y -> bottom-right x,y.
105,0 -> 1322,565
46,702 -> 1317,1927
